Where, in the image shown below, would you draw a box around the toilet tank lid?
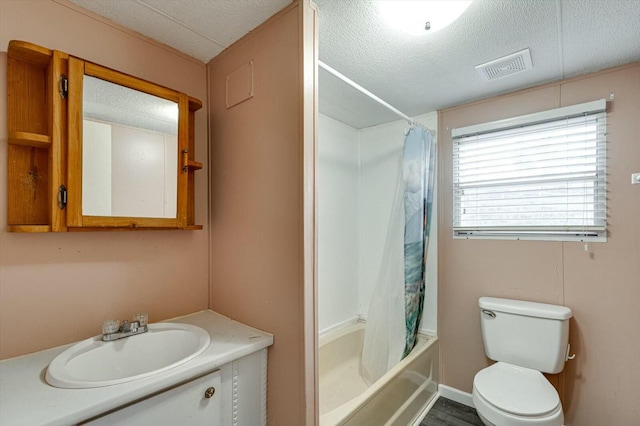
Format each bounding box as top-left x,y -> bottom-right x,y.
479,297 -> 572,320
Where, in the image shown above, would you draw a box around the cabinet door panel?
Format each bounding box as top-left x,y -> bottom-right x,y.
83,370 -> 222,426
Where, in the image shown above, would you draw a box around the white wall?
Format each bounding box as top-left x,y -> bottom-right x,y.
318,114 -> 360,333
358,112 -> 438,335
318,111 -> 438,336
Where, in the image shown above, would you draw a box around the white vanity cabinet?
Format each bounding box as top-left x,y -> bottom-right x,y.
81,349 -> 267,426
82,369 -> 224,426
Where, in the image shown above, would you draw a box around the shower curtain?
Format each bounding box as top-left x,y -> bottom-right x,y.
361,126 -> 435,385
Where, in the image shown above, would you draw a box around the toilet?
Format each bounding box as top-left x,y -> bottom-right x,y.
472,297 -> 573,426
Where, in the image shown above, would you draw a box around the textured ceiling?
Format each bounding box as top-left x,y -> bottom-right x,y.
316,0 -> 640,128
68,0 -> 291,62
68,0 -> 640,129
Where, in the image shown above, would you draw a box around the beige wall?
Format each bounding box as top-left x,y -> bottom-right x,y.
207,2 -> 318,425
438,63 -> 640,425
0,0 -> 209,359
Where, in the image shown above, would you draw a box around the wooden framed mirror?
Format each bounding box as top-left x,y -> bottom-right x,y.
67,58 -> 190,229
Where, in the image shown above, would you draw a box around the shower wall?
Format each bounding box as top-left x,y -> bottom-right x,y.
318,114 -> 360,332
318,111 -> 438,336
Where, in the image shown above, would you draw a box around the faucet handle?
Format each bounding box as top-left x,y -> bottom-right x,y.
134,313 -> 148,327
102,319 -> 120,335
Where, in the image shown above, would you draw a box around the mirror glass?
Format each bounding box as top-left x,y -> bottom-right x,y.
82,75 -> 178,218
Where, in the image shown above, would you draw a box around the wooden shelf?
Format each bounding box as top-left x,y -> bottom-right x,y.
188,97 -> 203,112
8,40 -> 52,67
7,41 -> 55,231
7,225 -> 52,233
8,131 -> 51,148
188,160 -> 203,170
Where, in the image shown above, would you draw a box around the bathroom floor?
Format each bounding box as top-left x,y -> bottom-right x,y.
421,397 -> 484,426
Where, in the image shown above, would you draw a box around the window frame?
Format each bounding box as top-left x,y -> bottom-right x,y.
451,99 -> 607,242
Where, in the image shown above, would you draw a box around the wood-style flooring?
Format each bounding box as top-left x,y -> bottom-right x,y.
420,397 -> 484,426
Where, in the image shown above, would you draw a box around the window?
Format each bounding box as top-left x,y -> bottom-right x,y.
452,99 -> 606,241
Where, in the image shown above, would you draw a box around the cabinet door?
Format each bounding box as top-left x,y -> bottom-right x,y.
82,370 -> 223,426
67,57 -> 191,230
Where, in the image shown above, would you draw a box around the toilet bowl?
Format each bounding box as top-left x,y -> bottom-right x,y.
473,297 -> 573,426
472,362 -> 563,426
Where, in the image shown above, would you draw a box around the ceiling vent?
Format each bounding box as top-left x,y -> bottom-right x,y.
476,49 -> 533,81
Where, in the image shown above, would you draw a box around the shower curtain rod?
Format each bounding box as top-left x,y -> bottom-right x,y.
319,60 -> 420,127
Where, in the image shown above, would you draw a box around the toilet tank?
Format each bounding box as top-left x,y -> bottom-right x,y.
479,297 -> 572,374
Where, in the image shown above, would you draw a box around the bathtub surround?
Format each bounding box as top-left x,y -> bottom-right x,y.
438,62 -> 640,425
318,115 -> 440,423
318,112 -> 439,338
318,115 -> 360,333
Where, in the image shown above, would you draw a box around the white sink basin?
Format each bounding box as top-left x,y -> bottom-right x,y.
45,323 -> 210,389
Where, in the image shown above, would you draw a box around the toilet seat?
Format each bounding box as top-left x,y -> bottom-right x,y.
474,362 -> 560,416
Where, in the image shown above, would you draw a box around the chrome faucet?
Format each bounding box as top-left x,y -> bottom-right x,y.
102,313 -> 149,342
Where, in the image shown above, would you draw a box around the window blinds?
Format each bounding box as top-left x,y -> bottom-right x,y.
452,99 -> 607,240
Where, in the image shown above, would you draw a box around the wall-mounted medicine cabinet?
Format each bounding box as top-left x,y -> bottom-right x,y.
6,40 -> 203,232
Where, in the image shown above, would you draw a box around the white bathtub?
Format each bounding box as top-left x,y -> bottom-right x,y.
319,322 -> 439,426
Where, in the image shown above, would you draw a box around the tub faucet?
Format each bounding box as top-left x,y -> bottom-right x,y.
102,313 -> 148,342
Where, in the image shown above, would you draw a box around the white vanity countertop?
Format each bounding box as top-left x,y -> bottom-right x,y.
0,310 -> 273,426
